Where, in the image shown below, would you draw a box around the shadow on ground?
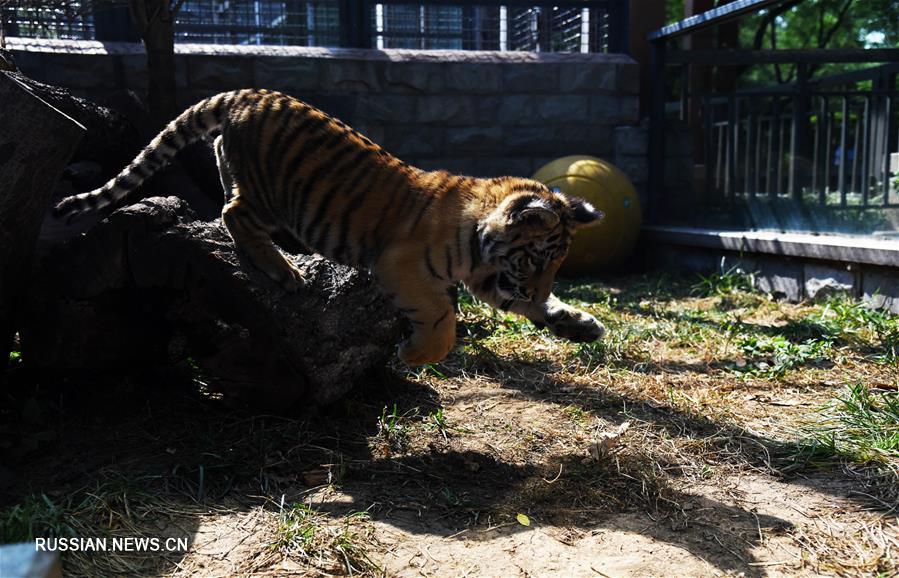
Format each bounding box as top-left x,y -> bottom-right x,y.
0,350 -> 876,576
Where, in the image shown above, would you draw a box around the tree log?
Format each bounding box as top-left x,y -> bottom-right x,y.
22,197 -> 403,409
0,72 -> 84,370
1,68 -> 142,177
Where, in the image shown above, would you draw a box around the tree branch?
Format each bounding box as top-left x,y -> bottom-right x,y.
819,0 -> 853,48
752,0 -> 802,50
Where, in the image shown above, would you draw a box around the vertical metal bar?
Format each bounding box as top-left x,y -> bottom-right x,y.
885,95 -> 894,206
862,95 -> 872,207
703,96 -> 714,201
746,101 -> 757,197
647,38 -> 666,221
754,107 -> 763,195
767,102 -> 778,196
537,7 -> 550,52
839,96 -> 848,207
727,96 -> 737,198
716,121 -> 725,191
773,98 -> 784,195
790,62 -> 809,201
606,0 -> 629,54
812,96 -> 820,199
824,105 -> 833,201
789,94 -> 798,199
680,64 -> 689,122
338,0 -> 371,48
816,96 -> 828,205
851,107 -> 861,198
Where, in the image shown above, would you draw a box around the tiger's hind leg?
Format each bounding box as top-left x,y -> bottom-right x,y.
222,194 -> 305,292
214,135 -> 235,203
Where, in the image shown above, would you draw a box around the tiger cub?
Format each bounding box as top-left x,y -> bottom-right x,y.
55,89 -> 606,365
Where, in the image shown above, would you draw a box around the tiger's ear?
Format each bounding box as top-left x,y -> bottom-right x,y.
509,198 -> 559,230
568,196 -> 604,229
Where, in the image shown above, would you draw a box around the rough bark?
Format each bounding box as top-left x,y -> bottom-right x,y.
22,197 -> 403,409
0,71 -> 84,370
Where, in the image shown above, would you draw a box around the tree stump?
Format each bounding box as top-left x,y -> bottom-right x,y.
22,197 -> 404,409
0,72 -> 84,369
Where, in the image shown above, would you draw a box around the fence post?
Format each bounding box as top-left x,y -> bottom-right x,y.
648,37 -> 666,222
789,62 -> 810,200
607,0 -> 630,54
339,0 -> 371,48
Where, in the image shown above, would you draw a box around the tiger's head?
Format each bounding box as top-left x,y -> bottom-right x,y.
477,178 -> 604,307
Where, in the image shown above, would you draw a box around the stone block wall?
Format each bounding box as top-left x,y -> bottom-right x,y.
649,243 -> 899,314
8,39 -> 644,189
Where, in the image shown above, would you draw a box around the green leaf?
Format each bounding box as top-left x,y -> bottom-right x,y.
516,513 -> 530,527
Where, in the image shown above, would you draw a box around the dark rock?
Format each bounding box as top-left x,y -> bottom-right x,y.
22,197 -> 403,409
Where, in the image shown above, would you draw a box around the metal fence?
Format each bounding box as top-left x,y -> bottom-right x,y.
648,0 -> 899,230
698,68 -> 899,209
174,0 -> 341,46
1,0 -> 625,52
2,1 -> 96,40
369,2 -> 611,52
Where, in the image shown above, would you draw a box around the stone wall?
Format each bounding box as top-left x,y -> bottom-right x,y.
8,38 -> 647,195
647,241 -> 899,314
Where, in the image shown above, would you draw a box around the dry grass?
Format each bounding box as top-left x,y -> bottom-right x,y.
2,271 -> 898,576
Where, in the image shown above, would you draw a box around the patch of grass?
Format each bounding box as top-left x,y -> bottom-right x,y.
0,475 -> 194,576
734,333 -> 833,379
562,405 -> 589,426
276,502 -> 380,576
691,261 -> 756,298
574,340 -> 608,370
806,384 -> 899,460
798,384 -> 899,504
0,493 -> 76,543
553,280 -> 614,308
457,290 -> 537,342
810,297 -> 899,358
375,404 -> 417,455
424,407 -> 449,441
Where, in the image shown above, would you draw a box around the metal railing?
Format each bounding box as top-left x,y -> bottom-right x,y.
697,67 -> 898,209
648,0 -> 899,231
1,0 -> 627,53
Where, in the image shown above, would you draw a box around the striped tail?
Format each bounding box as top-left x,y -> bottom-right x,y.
54,91 -> 240,220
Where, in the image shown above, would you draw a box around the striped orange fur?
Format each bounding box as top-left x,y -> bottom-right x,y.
55,89 -> 606,364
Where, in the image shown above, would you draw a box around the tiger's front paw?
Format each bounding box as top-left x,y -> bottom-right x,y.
547,307 -> 605,343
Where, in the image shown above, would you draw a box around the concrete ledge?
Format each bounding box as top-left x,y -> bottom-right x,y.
4,37 -> 636,64
644,225 -> 899,268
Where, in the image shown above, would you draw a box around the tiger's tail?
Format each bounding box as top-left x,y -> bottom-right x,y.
54,90 -> 245,220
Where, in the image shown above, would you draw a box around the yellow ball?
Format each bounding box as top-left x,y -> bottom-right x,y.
533,155 -> 641,276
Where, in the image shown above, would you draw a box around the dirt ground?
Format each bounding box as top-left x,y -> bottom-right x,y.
2,274 -> 897,577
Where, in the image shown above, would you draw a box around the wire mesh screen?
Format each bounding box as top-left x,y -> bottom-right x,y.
2,1 -> 96,40
372,4 -> 609,52
2,1 -> 613,51
174,0 -> 340,46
